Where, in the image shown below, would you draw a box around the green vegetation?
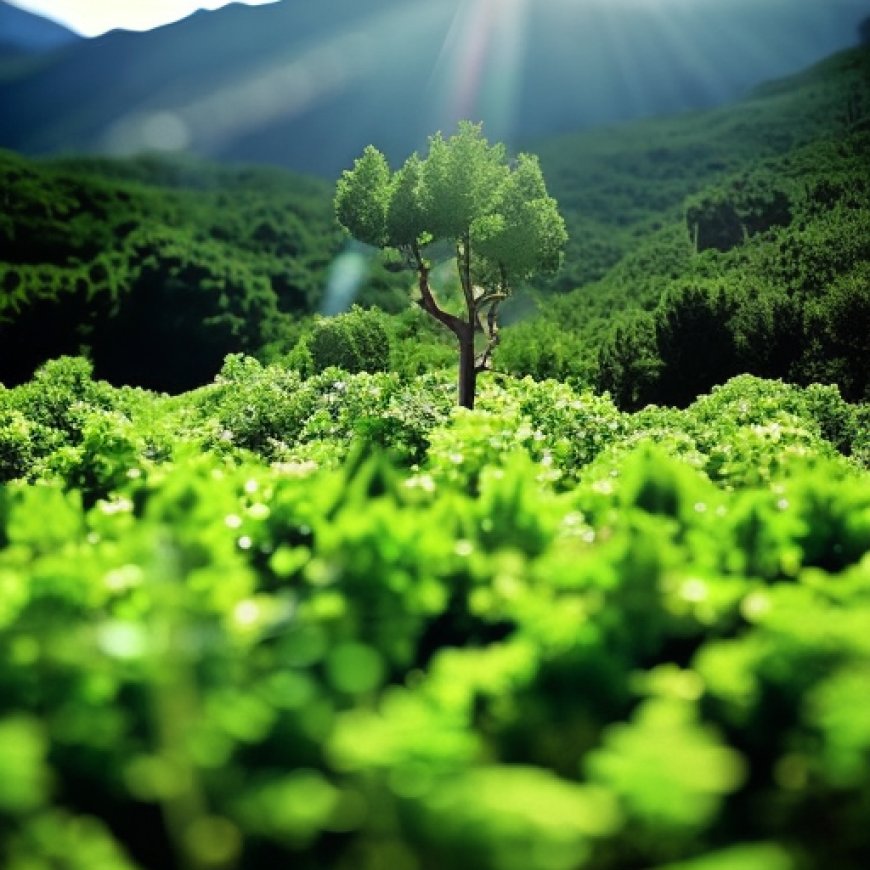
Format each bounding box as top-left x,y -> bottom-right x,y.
335,122 -> 567,408
303,307 -> 392,377
590,133 -> 870,408
0,151 -> 407,392
499,44 -> 870,405
0,39 -> 868,870
2,46 -> 868,408
0,356 -> 868,869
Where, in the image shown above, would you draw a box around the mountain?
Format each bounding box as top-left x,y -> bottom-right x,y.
0,0 -> 866,176
0,1 -> 80,53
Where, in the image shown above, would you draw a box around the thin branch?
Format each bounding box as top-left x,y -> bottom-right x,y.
473,290 -> 508,314
455,236 -> 475,323
474,297 -> 503,373
412,242 -> 465,336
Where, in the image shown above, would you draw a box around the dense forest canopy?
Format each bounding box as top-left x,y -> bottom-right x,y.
0,151 -> 413,390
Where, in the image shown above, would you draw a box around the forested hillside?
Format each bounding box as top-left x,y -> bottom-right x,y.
3,41 -> 868,406
498,43 -> 870,405
0,151 -> 408,390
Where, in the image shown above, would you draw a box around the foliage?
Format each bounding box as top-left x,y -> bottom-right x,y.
307,306 -> 391,375
685,173 -> 793,253
495,316 -> 593,385
588,130 -> 870,407
0,41 -> 868,870
0,359 -> 868,869
0,150 -> 412,390
504,48 -> 870,407
0,357 -> 159,498
3,45 -> 869,409
186,355 -> 454,466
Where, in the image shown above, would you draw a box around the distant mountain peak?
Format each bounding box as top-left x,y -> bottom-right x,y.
0,1 -> 81,51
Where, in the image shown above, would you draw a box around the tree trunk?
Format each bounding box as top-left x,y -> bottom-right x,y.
412,245 -> 478,409
457,328 -> 477,410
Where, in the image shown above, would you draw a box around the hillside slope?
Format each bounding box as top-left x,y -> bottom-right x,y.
496,43 -> 870,406
535,42 -> 870,291
0,151 -> 347,390
0,0 -> 865,175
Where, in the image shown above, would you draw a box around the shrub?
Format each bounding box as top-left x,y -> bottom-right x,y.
0,365 -> 869,869
307,306 -> 392,375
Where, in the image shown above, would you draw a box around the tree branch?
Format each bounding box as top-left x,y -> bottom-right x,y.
473,290 -> 508,314
474,297 -> 503,373
412,242 -> 466,336
456,234 -> 475,323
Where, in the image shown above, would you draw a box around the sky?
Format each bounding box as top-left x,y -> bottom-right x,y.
8,0 -> 279,37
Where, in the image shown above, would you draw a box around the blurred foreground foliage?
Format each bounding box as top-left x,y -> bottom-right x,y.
0,356 -> 869,869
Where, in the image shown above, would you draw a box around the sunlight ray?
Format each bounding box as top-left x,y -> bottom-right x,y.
102,1 -> 441,155
595,2 -> 657,119
634,5 -> 734,107
427,0 -> 530,144
477,0 -> 530,143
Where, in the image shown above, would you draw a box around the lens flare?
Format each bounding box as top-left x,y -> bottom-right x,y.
321,247 -> 370,316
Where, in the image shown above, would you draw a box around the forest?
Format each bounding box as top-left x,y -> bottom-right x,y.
0,29 -> 868,870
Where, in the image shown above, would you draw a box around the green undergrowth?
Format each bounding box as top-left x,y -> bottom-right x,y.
1,356 -> 869,869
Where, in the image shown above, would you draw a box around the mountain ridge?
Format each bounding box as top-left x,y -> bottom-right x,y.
0,0 -> 866,175
0,0 -> 80,52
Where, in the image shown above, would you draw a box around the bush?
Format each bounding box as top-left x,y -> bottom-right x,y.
596,312 -> 661,411
307,306 -> 391,375
0,357 -> 136,489
796,262 -> 870,401
652,282 -> 742,407
496,318 -> 591,384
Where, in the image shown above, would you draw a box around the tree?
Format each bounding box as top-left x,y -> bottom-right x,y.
653,282 -> 742,407
334,122 -> 567,408
596,312 -> 661,411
